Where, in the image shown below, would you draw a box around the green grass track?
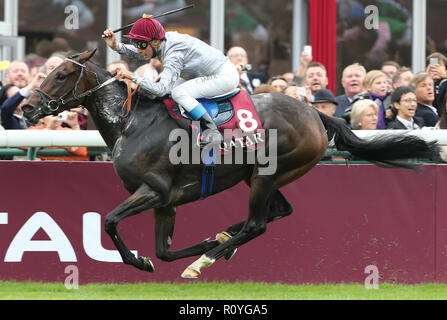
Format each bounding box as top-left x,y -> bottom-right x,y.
1,281 -> 447,300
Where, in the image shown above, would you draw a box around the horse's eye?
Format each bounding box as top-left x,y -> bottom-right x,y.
55,73 -> 66,81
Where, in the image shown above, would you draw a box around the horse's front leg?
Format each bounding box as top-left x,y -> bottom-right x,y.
153,207 -> 221,262
104,183 -> 162,272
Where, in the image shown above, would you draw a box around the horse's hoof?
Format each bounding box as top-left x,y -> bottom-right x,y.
216,232 -> 238,261
181,267 -> 200,279
216,232 -> 232,244
139,257 -> 155,273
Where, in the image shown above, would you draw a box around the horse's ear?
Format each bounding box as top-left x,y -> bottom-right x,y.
89,48 -> 98,58
78,49 -> 97,64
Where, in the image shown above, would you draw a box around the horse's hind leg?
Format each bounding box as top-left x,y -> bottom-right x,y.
182,173 -> 276,278
224,189 -> 293,236
153,207 -> 221,262
213,189 -> 292,261
104,183 -> 162,272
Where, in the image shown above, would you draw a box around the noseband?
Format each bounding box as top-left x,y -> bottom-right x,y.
36,58 -> 119,114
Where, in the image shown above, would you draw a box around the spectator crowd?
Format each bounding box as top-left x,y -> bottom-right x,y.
231,47 -> 447,134
1,40 -> 446,162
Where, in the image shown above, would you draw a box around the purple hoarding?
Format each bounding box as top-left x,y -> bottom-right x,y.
0,162 -> 445,284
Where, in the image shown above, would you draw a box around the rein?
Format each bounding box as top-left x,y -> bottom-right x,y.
122,78 -> 139,117
36,58 -> 138,116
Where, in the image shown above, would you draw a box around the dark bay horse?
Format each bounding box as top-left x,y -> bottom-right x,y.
22,50 -> 440,279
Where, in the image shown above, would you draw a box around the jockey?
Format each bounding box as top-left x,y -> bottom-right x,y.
102,17 -> 240,146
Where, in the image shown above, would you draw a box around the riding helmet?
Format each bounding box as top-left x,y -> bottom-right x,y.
124,18 -> 166,42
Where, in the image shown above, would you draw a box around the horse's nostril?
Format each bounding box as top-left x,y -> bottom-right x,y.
21,104 -> 35,113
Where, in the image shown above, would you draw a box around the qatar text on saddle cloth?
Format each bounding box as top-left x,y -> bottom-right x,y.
163,89 -> 265,155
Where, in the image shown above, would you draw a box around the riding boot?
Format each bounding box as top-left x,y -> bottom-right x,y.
199,112 -> 223,147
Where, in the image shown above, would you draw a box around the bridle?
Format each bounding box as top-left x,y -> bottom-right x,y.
36,58 -> 120,115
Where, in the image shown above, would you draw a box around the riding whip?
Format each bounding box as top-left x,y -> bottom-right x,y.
112,4 -> 195,34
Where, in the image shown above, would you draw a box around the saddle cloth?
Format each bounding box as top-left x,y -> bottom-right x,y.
163,89 -> 264,153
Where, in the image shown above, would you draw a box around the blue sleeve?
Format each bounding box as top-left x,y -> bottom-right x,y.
1,92 -> 25,128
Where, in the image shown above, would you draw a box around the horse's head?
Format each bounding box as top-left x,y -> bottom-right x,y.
22,50 -> 98,125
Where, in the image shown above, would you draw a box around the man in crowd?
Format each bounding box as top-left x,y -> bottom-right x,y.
381,61 -> 400,78
312,89 -> 338,117
387,86 -> 424,130
227,46 -> 267,94
269,76 -> 289,93
1,72 -> 45,130
1,61 -> 45,130
426,52 -> 447,117
42,55 -> 65,75
411,72 -> 439,127
303,62 -> 329,101
392,67 -> 413,90
107,60 -> 130,77
0,61 -> 30,106
334,63 -> 366,117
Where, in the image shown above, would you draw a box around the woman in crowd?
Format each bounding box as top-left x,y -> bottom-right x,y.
350,99 -> 379,130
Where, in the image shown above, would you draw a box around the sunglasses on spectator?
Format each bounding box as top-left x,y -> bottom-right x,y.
130,39 -> 149,50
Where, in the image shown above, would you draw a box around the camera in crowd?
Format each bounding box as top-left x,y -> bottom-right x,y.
241,64 -> 252,72
296,87 -> 307,97
57,111 -> 69,121
430,57 -> 439,65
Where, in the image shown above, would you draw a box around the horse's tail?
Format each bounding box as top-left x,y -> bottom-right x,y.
317,111 -> 441,169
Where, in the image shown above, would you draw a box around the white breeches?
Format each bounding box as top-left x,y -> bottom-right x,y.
171,59 -> 240,113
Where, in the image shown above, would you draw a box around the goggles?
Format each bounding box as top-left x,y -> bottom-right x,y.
130,39 -> 149,50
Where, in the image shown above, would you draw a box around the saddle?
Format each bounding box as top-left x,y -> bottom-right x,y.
163,89 -> 263,141
163,89 -> 239,126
